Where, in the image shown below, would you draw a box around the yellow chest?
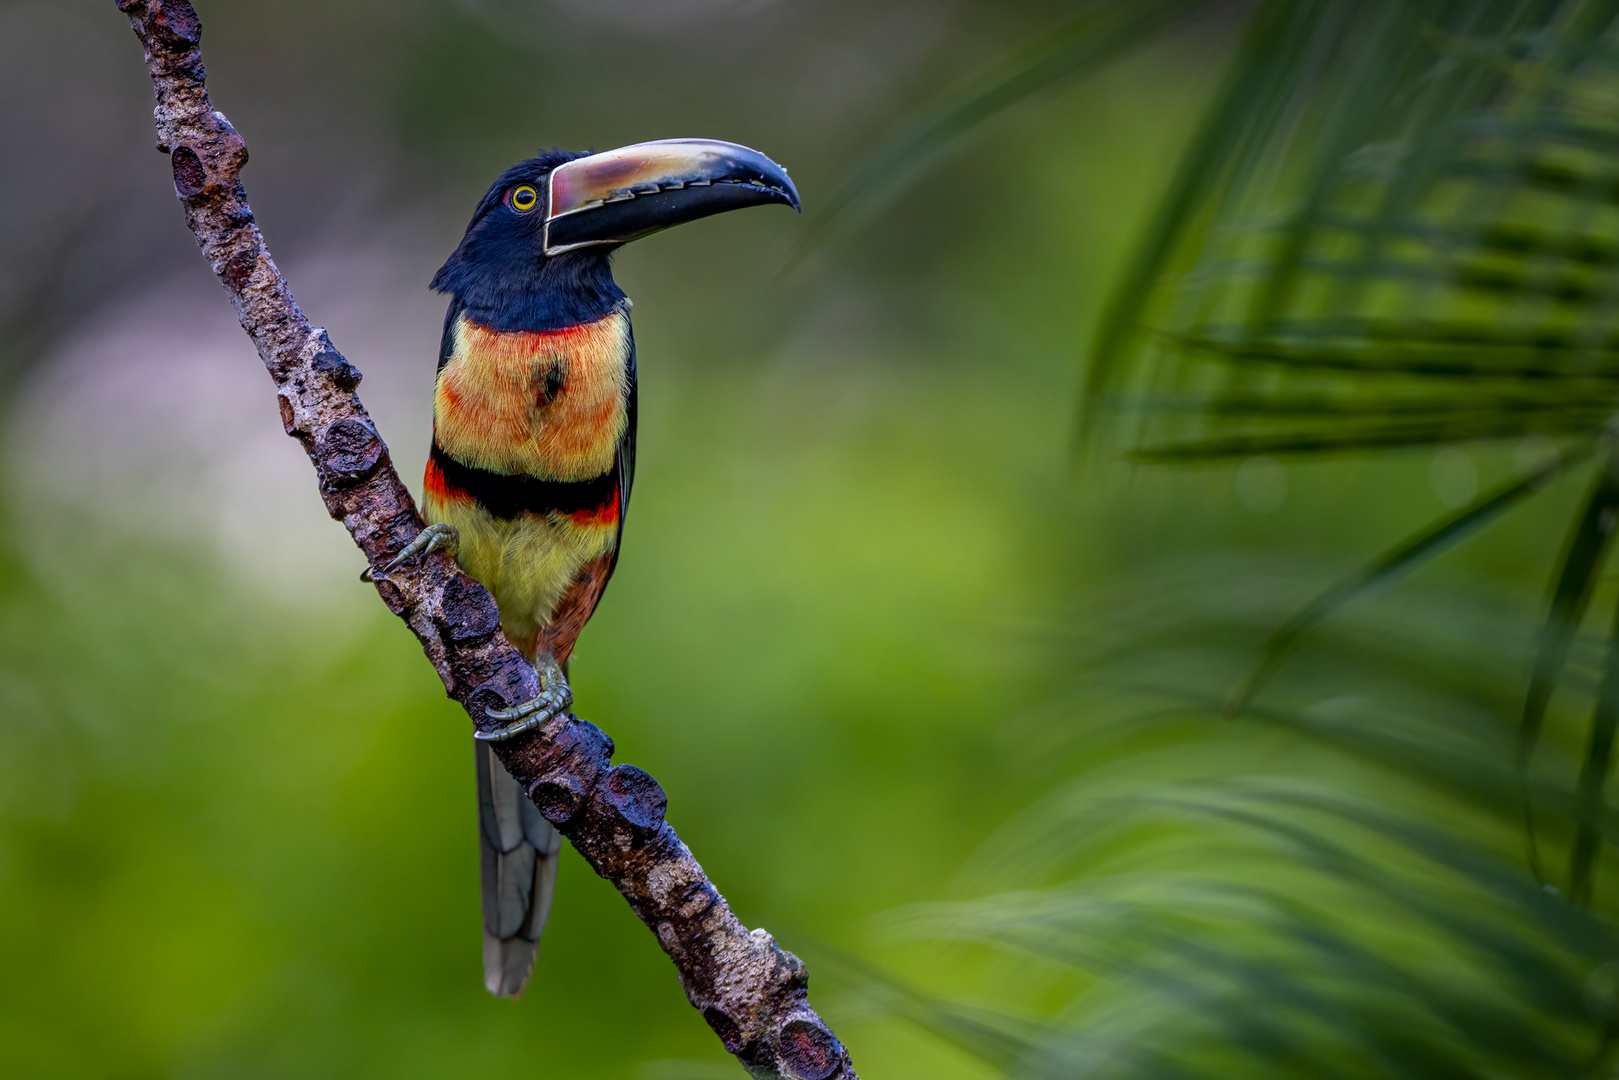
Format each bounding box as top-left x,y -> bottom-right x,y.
433,308 -> 631,480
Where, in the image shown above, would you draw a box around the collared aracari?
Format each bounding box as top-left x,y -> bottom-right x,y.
379,139 -> 799,997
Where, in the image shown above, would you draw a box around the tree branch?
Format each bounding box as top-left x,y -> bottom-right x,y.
114,3 -> 856,1077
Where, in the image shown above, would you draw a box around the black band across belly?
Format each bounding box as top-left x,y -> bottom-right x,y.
430,442 -> 617,520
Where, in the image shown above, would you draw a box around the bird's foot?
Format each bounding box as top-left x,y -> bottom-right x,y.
477,659 -> 572,742
361,523 -> 460,582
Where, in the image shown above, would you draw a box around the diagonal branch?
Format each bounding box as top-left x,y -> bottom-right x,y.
114,3 -> 855,1077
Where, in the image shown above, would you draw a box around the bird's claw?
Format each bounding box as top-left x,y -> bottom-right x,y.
477,660 -> 573,742
362,522 -> 460,582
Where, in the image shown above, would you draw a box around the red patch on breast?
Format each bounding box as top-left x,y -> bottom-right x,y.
568,486 -> 620,527
424,456 -> 471,503
489,319 -> 608,351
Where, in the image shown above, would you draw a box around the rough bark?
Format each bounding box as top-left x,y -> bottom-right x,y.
115,4 -> 855,1077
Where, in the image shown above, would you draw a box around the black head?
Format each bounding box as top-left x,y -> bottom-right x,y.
431,151 -> 624,333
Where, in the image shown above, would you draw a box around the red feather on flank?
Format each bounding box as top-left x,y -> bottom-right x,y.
423,456 -> 470,504
567,487 -> 620,527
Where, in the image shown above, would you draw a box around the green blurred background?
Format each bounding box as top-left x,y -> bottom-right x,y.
3,1 -> 1598,1077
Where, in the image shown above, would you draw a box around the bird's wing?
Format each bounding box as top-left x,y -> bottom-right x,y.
475,738 -> 562,997
437,297 -> 464,371
606,328 -> 637,582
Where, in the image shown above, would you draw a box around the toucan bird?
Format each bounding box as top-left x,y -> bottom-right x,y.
379,139 -> 799,997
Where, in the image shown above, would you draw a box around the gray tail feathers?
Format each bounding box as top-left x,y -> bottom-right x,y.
475,739 -> 563,997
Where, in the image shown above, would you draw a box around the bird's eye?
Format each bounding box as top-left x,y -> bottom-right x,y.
510,185 -> 539,213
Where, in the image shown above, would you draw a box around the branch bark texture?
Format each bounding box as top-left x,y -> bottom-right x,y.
116,4 -> 855,1077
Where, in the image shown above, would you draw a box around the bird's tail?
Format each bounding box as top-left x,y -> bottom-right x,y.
474,739 -> 562,997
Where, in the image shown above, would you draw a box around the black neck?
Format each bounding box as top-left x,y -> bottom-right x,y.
434,249 -> 626,333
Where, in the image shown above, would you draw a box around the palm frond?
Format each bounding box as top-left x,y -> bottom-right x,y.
822,1 -> 1619,1074
866,570 -> 1619,1077
1225,439 -> 1591,712
1573,598 -> 1619,904
1087,0 -> 1619,460
1522,447 -> 1619,888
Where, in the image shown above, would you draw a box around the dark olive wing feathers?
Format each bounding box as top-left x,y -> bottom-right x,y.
608,330 -> 637,582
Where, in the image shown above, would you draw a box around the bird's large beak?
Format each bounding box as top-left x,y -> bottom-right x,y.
543,138 -> 800,256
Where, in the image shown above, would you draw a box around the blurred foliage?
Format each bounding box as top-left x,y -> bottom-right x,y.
1083,0 -> 1619,463
861,565 -> 1619,1076
796,0 -> 1619,1076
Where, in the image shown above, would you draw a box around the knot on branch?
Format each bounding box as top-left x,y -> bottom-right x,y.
508,715 -> 614,820
437,575 -> 502,644
118,0 -> 200,45
729,1005 -> 849,1080
167,127 -> 249,202
315,417 -> 384,489
602,764 -> 668,832
469,671 -> 539,713
529,770 -> 588,824
704,1006 -> 749,1054
311,340 -> 362,390
466,665 -> 545,735
121,0 -> 205,83
171,145 -> 206,197
777,1017 -> 845,1080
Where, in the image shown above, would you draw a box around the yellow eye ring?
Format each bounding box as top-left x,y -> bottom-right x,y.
510,185 -> 539,212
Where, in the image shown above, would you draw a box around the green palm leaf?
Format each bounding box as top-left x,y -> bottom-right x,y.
866,574 -> 1619,1078
827,0 -> 1619,1073
1087,0 -> 1619,460
1225,441 -> 1590,713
